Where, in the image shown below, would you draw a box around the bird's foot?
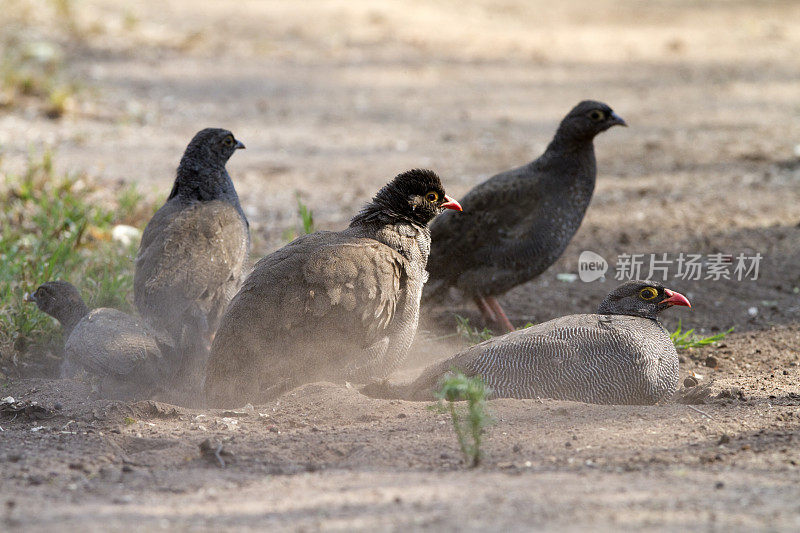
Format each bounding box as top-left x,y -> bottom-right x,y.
485,296 -> 515,333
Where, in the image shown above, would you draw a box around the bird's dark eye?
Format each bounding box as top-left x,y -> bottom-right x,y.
223,136 -> 234,146
589,110 -> 605,121
639,287 -> 659,300
425,191 -> 440,203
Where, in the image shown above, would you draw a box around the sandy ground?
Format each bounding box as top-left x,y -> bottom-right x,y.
1,0 -> 800,530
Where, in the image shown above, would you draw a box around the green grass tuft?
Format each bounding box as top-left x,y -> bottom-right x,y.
0,151 -> 153,373
433,370 -> 493,467
296,193 -> 315,235
670,319 -> 734,350
455,315 -> 493,344
282,193 -> 316,242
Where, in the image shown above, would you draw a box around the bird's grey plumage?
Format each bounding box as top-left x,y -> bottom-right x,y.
25,281 -> 175,400
423,101 -> 625,331
134,128 -> 249,390
205,169 -> 461,407
382,280 -> 689,405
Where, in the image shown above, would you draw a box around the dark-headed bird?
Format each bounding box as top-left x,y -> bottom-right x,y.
25,281 -> 175,399
205,169 -> 462,407
424,100 -> 626,332
393,280 -> 690,405
134,128 -> 250,390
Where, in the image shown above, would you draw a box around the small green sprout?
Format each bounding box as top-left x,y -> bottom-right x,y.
434,370 -> 493,467
670,319 -> 734,350
296,194 -> 315,235
455,315 -> 493,344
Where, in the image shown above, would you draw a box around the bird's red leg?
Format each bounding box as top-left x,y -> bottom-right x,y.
485,296 -> 514,333
473,296 -> 497,325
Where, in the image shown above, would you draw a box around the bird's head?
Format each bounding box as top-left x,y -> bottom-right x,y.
24,280 -> 89,328
557,100 -> 626,142
597,280 -> 690,320
366,168 -> 462,226
182,128 -> 245,169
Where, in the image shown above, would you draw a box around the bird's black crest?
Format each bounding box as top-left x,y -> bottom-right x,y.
387,168 -> 445,199
352,168 -> 449,227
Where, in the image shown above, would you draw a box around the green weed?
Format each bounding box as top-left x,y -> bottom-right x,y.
455,315 -> 493,344
670,320 -> 734,350
433,370 -> 493,467
0,151 -> 152,373
283,194 -> 316,242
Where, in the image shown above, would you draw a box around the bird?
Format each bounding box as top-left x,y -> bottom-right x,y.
134,128 -> 250,391
25,281 -> 175,399
423,100 -> 626,332
376,280 -> 690,405
205,169 -> 462,407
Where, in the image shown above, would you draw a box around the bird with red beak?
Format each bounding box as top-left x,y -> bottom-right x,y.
205,169 -> 462,407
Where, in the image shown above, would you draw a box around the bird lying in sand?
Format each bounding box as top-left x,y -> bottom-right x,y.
423,100 -> 626,332
134,128 -> 250,392
205,169 -> 462,407
25,281 -> 175,400
369,280 -> 690,405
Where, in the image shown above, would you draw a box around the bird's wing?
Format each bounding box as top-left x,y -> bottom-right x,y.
286,238 -> 407,341
206,232 -> 410,404
134,199 -> 249,335
64,309 -> 164,382
409,314 -> 614,398
428,165 -> 547,272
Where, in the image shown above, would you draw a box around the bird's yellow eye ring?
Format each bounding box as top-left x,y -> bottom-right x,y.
223,135 -> 234,146
639,287 -> 659,300
589,110 -> 605,121
425,191 -> 439,203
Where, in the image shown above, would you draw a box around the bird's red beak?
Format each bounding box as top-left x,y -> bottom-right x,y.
440,195 -> 462,211
661,288 -> 691,308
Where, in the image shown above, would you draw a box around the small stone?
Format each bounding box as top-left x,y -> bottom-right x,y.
512,444 -> 521,453
715,481 -> 725,489
121,464 -> 134,473
53,402 -> 63,411
718,434 -> 730,445
684,376 -> 698,388
396,413 -> 407,419
705,356 -> 718,368
565,441 -> 572,448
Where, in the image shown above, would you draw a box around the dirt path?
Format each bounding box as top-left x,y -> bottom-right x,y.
1,0 -> 800,530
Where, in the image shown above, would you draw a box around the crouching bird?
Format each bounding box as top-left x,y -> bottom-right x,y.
134,128 -> 250,394
205,169 -> 462,407
372,280 -> 690,405
25,281 -> 176,399
423,100 -> 626,332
